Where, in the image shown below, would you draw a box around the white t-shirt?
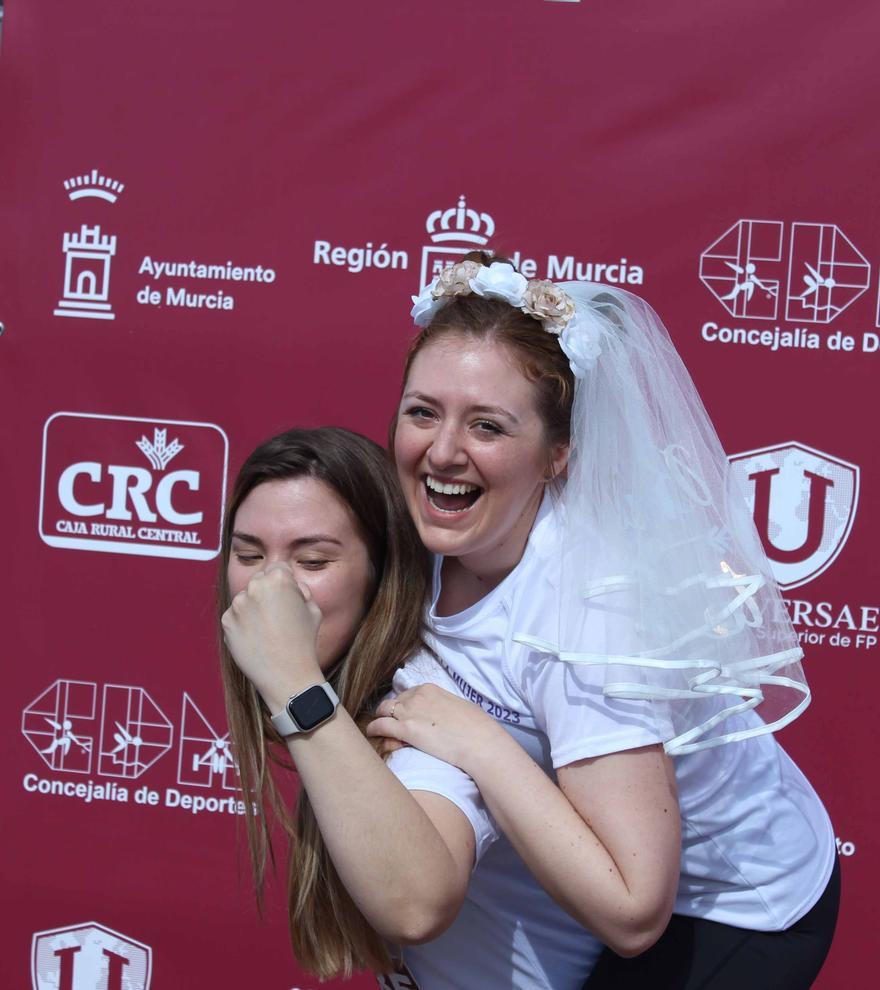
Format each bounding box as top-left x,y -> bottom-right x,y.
384,657 -> 603,990
418,493 -> 836,934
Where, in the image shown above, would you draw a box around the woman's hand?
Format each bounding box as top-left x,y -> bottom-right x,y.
221,563 -> 324,709
367,684 -> 503,773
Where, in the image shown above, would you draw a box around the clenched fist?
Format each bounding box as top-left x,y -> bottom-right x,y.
222,563 -> 325,711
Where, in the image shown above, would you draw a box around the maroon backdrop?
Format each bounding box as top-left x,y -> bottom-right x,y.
1,2 -> 875,987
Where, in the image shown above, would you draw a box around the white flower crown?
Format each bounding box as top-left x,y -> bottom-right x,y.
410,261 -> 602,376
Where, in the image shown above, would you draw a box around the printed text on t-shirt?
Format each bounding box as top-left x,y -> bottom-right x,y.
439,659 -> 522,724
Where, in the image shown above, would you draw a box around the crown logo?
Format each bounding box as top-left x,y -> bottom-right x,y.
136,428 -> 184,470
63,169 -> 126,203
426,195 -> 495,246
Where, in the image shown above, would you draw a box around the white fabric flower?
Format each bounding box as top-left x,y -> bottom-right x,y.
559,311 -> 602,377
468,262 -> 528,306
411,279 -> 444,326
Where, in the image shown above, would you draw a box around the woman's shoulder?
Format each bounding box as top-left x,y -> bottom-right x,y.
392,651 -> 463,696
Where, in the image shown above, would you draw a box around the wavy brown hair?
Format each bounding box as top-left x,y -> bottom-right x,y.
218,427 -> 429,979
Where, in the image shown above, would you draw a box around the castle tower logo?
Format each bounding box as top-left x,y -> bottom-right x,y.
53,225 -> 118,321
55,168 -> 125,321
729,441 -> 859,590
419,194 -> 495,289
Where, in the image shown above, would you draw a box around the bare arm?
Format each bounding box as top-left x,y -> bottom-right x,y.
370,685 -> 680,956
279,699 -> 476,943
223,566 -> 477,943
470,731 -> 679,956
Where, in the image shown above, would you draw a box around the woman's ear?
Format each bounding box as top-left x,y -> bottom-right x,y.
546,442 -> 570,482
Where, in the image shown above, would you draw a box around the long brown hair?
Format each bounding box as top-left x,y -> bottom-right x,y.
218,427 -> 429,979
396,251 -> 575,453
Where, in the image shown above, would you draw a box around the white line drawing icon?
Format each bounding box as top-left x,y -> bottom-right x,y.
792,262 -> 835,306
719,261 -> 779,306
177,693 -> 239,789
22,680 -> 96,775
40,719 -> 91,759
785,223 -> 870,324
700,219 -> 784,320
53,225 -> 117,321
419,194 -> 496,289
702,219 -> 872,324
98,685 -> 173,779
63,168 -> 125,203
136,428 -> 184,470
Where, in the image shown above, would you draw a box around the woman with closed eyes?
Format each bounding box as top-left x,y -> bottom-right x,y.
220,426 -> 610,989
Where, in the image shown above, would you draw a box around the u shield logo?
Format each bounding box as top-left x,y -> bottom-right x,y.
750,468 -> 834,564
729,442 -> 859,590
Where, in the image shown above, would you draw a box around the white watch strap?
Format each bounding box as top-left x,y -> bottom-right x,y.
270,682 -> 339,736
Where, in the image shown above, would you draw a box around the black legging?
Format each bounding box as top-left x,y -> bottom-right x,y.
582,857 -> 840,990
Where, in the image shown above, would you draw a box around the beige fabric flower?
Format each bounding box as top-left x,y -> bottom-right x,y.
432,260 -> 483,299
521,280 -> 577,333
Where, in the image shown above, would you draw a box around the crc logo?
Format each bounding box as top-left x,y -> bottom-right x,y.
700,219 -> 870,323
39,412 -> 228,560
32,922 -> 151,990
729,442 -> 859,590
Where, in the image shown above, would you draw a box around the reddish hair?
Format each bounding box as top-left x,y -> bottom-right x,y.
398,252 -> 574,451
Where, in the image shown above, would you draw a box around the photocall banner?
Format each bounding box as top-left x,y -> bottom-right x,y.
1,1 -> 876,987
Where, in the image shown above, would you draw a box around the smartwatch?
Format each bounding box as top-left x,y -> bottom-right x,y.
271,682 -> 339,736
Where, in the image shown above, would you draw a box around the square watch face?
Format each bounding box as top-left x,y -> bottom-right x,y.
289,686 -> 335,731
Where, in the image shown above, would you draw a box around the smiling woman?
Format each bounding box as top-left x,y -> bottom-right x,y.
371,252 -> 840,989
394,289 -> 571,610
397,338 -> 565,553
